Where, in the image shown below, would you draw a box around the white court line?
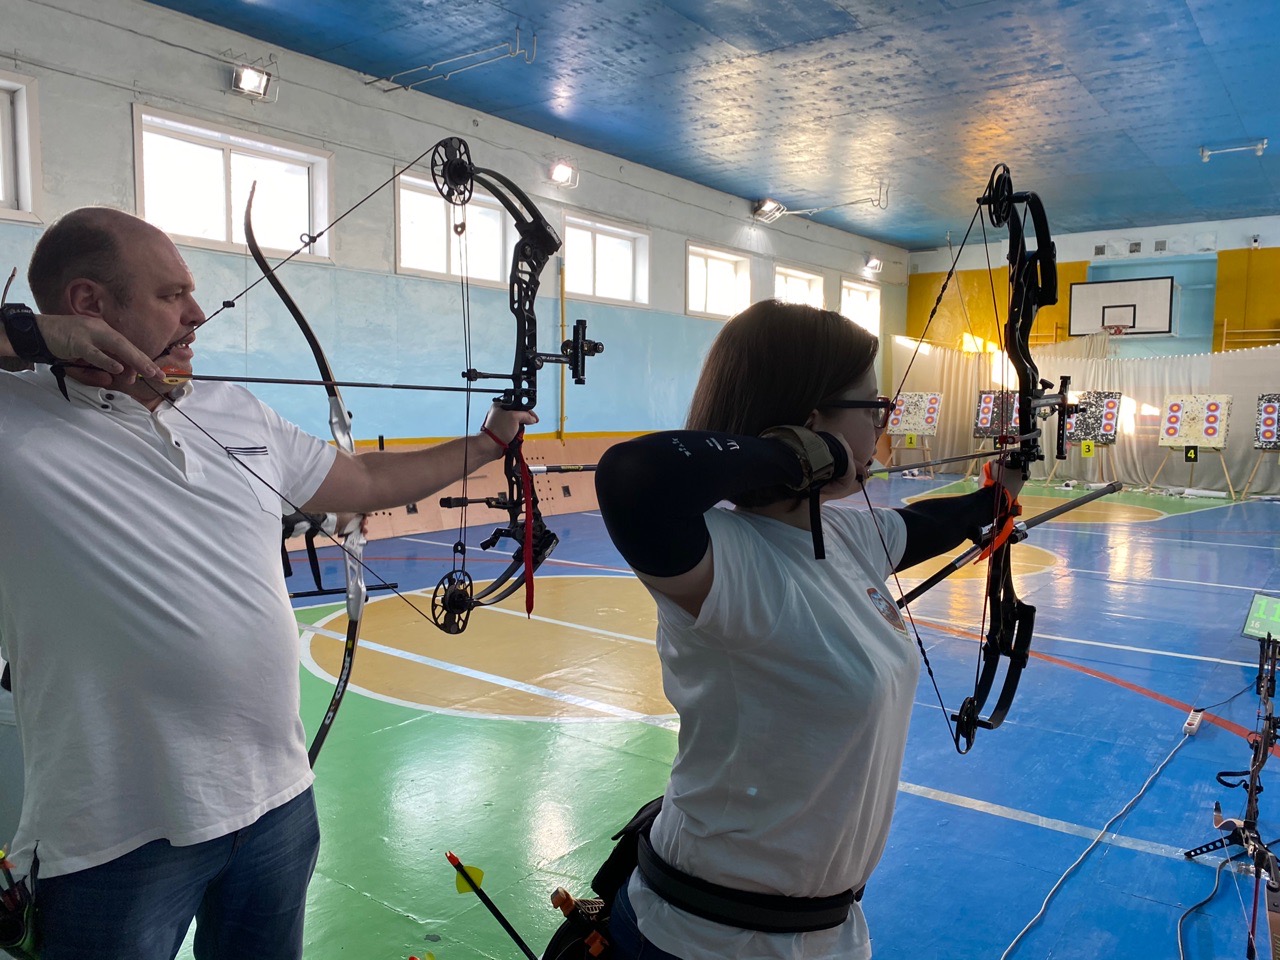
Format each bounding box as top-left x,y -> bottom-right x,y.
1056,527 -> 1280,552
1062,568 -> 1270,593
300,591 -> 654,647
402,537 -> 628,573
897,781 -> 1204,862
298,621 -> 1220,862
299,622 -> 667,723
912,619 -> 1255,668
477,603 -> 655,644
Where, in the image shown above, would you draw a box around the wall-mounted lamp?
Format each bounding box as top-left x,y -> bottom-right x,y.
752,198 -> 787,223
549,160 -> 579,188
1200,138 -> 1267,162
226,52 -> 279,102
863,254 -> 884,273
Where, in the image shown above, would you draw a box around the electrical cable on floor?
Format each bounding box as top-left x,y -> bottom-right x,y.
1176,849 -> 1251,960
999,734 -> 1190,960
1194,681 -> 1254,713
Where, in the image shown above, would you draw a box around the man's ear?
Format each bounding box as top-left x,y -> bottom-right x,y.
804,408 -> 821,431
65,278 -> 107,320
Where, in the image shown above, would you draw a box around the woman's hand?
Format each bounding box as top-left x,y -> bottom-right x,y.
984,460 -> 1026,502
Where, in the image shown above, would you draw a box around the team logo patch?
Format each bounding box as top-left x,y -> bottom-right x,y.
867,587 -> 908,635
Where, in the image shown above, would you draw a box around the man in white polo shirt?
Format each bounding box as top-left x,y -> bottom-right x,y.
0,207 -> 533,960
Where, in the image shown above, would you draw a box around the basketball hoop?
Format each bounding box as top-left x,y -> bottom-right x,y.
1104,325 -> 1127,336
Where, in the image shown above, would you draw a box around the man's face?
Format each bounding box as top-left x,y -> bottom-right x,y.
101,224 -> 205,377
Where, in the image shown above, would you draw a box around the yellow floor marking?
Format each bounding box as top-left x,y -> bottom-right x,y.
308,575 -> 671,720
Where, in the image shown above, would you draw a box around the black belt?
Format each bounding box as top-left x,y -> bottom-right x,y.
637,833 -> 862,934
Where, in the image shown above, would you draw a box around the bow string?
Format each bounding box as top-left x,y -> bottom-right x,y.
426,136 -> 603,635
872,163 -> 1109,754
147,137 -> 600,762
245,184 -> 367,767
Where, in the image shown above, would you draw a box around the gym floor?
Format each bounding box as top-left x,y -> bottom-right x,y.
184,475 -> 1280,960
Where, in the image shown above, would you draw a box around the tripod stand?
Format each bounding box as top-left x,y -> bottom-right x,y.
1184,631 -> 1280,959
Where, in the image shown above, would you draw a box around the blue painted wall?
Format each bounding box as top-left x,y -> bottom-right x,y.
1,225 -> 718,440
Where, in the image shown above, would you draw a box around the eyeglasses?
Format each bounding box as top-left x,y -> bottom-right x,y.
820,396 -> 895,430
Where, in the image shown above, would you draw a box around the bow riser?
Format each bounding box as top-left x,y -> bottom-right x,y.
427,137 -> 601,634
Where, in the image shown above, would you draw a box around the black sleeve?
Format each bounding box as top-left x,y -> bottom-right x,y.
594,430 -> 843,578
894,485 -> 1008,571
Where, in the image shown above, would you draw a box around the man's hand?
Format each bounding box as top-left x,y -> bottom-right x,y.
480,401 -> 539,452
34,314 -> 161,386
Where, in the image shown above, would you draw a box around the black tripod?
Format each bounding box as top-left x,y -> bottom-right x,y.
1184,631 -> 1280,959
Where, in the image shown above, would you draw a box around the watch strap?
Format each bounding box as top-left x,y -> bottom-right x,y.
1,303 -> 58,365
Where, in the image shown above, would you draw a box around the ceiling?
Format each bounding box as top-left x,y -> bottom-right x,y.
145,0 -> 1279,250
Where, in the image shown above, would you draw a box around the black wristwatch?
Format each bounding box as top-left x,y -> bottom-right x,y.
1,303 -> 58,364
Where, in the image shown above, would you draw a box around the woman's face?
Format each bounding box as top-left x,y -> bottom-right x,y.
807,368 -> 885,496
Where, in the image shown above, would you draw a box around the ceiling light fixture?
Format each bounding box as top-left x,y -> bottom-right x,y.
549,160 -> 579,188
753,182 -> 890,226
1200,138 -> 1267,162
752,198 -> 787,222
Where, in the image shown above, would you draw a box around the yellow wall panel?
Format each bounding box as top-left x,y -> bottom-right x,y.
1215,248 -> 1280,350
906,259 -> 1086,348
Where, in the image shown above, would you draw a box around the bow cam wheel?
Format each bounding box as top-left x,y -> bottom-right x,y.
432,570 -> 475,635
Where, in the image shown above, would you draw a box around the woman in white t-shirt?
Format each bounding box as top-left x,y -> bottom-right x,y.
595,300 -> 1022,960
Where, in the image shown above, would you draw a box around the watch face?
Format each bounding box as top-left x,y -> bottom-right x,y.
6,309 -> 36,331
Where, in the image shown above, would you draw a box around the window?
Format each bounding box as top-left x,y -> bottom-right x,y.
564,215 -> 649,304
841,279 -> 881,337
0,69 -> 40,220
688,245 -> 751,318
135,107 -> 331,254
397,174 -> 513,282
775,265 -> 824,308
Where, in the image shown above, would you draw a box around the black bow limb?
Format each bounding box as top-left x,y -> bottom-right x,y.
426,137 -> 602,634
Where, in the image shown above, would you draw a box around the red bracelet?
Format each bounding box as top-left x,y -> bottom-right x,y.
481,426 -> 507,451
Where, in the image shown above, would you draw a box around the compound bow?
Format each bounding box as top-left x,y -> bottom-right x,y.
884,163 -> 1100,753
426,136 -> 603,635
150,137 -> 601,762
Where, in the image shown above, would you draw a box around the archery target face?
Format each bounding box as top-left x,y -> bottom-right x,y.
973,391 -> 1019,439
887,392 -> 943,436
1067,391 -> 1122,445
1159,394 -> 1231,448
1257,394 -> 1280,450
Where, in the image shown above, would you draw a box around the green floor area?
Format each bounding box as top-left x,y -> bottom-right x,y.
182,605 -> 675,960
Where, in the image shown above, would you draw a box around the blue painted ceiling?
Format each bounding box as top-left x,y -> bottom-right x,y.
145,0 -> 1279,250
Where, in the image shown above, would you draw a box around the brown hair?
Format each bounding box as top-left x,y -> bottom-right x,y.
686,299 -> 879,506
27,208 -> 135,314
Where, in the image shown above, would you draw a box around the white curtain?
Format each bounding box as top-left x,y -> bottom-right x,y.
889,334 -> 1280,496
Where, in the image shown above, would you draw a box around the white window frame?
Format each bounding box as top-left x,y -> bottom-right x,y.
0,68 -> 42,223
841,277 -> 882,337
133,104 -> 332,257
774,263 -> 825,309
395,172 -> 514,289
562,213 -> 650,305
687,242 -> 752,320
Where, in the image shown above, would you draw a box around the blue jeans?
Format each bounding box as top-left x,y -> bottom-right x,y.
35,788 -> 320,960
608,875 -> 685,960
